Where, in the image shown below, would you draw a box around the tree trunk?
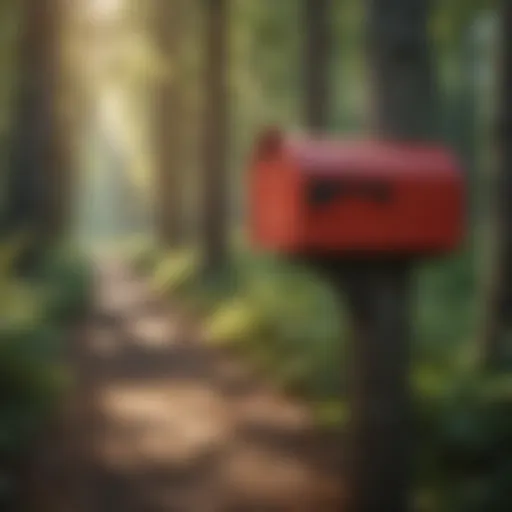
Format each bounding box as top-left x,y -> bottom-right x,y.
201,0 -> 229,276
366,0 -> 437,141
303,0 -> 331,132
484,1 -> 512,368
53,0 -> 77,240
5,0 -> 63,240
153,0 -> 185,247
343,1 -> 437,511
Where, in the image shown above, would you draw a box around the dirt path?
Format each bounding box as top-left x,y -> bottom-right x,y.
28,259 -> 344,512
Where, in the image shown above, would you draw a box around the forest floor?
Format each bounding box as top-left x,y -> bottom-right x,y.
23,258 -> 345,512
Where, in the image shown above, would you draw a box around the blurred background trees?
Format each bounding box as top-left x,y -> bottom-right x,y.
201,0 -> 229,276
303,0 -> 331,131
4,0 -> 66,270
152,0 -> 186,247
0,0 -> 510,510
484,0 -> 512,369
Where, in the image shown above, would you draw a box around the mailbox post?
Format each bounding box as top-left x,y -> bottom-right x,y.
248,129 -> 465,510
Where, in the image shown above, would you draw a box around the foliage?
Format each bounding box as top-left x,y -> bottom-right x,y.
147,245 -> 345,400
416,368 -> 512,511
152,246 -> 200,298
98,0 -> 505,509
0,240 -> 90,504
136,239 -> 512,510
32,244 -> 92,322
123,236 -> 162,274
143,242 -> 479,397
416,252 -> 479,366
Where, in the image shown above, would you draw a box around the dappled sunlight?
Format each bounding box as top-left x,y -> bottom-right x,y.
223,443 -> 333,504
100,280 -> 149,313
1,0 -> 507,510
71,0 -> 156,249
125,315 -> 180,348
234,390 -> 313,432
100,382 -> 230,468
89,0 -> 124,20
212,358 -> 313,431
67,260 -> 344,510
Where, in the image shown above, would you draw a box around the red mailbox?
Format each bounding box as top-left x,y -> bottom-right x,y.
249,129 -> 465,257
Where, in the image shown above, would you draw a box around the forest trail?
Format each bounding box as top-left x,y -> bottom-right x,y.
27,258 -> 344,512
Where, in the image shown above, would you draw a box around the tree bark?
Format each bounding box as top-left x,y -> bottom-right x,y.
303,0 -> 331,132
366,0 -> 437,141
484,1 -> 512,368
153,0 -> 185,246
201,0 -> 229,275
343,1 -> 437,511
5,0 -> 64,243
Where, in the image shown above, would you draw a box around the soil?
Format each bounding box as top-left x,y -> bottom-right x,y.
21,259 -> 345,512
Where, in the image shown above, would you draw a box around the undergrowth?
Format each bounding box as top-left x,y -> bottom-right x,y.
128,237 -> 512,511
0,240 -> 91,505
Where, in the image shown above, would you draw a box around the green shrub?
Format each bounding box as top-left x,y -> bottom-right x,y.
145,242 -> 510,511
0,241 -> 90,504
0,320 -> 68,452
148,246 -> 345,399
415,368 -> 512,511
416,253 -> 478,365
152,247 -> 200,296
123,236 -> 161,273
33,245 -> 92,322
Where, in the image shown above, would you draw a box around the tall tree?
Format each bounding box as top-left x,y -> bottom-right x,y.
4,0 -> 64,245
435,2 -> 487,232
303,0 -> 331,131
201,0 -> 229,275
485,0 -> 512,367
344,1 -> 437,511
153,0 -> 186,246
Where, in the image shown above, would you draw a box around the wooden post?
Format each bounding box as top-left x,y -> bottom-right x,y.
343,261 -> 412,512
484,0 -> 512,367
